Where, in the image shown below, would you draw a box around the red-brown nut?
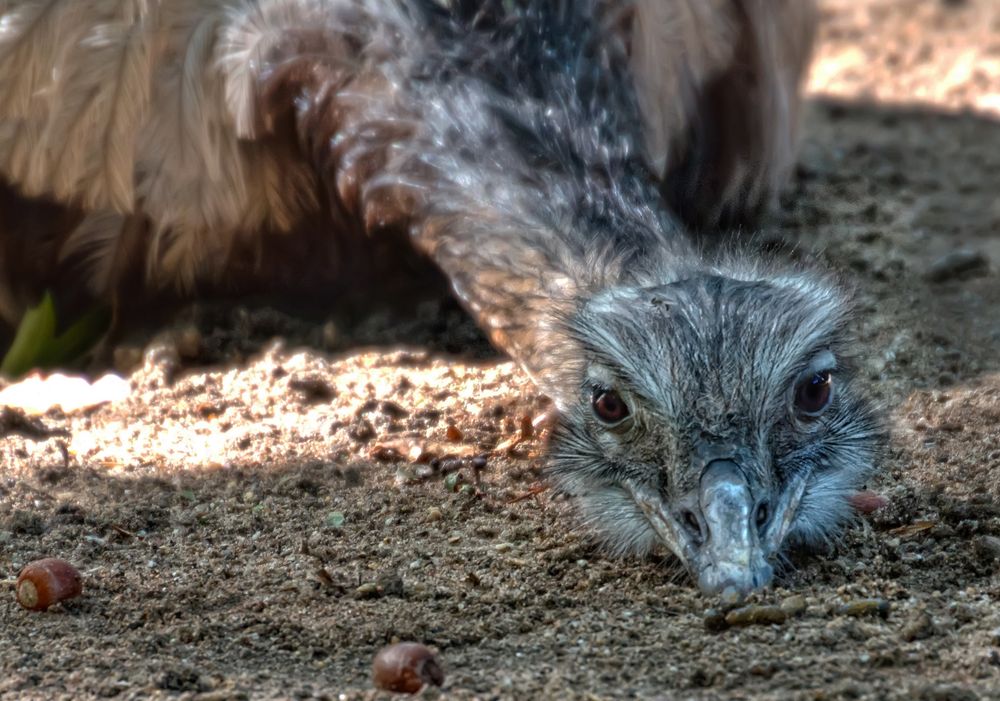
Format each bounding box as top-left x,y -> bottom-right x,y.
372,642 -> 444,694
848,490 -> 889,514
15,558 -> 83,611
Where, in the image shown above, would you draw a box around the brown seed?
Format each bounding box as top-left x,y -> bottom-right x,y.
445,424 -> 463,442
848,490 -> 888,514
837,598 -> 891,620
724,605 -> 788,627
372,642 -> 445,694
16,558 -> 83,611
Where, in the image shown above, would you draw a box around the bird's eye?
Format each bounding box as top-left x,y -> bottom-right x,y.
592,389 -> 630,425
795,371 -> 833,416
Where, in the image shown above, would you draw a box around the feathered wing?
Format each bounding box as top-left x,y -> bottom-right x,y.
0,0 -> 333,320
627,0 -> 817,229
0,0 -> 153,211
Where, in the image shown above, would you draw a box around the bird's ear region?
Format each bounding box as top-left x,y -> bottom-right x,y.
580,284 -> 679,319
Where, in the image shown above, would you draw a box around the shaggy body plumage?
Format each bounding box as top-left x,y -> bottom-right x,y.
0,0 -> 879,595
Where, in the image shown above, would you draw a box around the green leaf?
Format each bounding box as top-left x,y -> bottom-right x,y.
0,293 -> 110,377
1,293 -> 58,377
38,305 -> 111,368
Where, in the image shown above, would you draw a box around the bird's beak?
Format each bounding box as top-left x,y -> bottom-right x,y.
695,460 -> 771,597
625,463 -> 810,598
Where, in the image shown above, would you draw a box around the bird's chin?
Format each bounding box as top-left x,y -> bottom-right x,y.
623,471 -> 811,599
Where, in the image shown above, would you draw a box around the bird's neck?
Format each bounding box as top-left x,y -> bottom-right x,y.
270,11 -> 697,377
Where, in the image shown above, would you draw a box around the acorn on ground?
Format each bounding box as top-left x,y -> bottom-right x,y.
372,642 -> 445,694
15,558 -> 83,611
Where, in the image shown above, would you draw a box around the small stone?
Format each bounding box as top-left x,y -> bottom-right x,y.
373,445 -> 404,463
376,572 -> 405,597
925,248 -> 989,282
445,424 -> 463,442
354,582 -> 382,599
426,507 -> 443,522
780,594 -> 808,617
972,535 -> 1000,563
916,684 -> 977,701
348,419 -> 376,443
519,415 -> 534,440
174,325 -> 202,359
900,610 -> 935,642
321,321 -> 339,350
325,511 -> 345,529
113,345 -> 144,375
703,608 -> 729,632
143,339 -> 180,383
289,376 -> 335,402
443,472 -> 463,492
378,401 -> 409,419
837,598 -> 891,619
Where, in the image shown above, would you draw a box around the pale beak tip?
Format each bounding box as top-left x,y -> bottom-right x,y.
720,585 -> 744,606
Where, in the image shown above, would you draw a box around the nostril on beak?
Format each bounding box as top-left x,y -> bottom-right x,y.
680,509 -> 707,544
699,562 -> 774,598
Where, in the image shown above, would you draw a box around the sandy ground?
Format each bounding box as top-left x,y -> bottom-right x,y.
2,0 -> 1000,699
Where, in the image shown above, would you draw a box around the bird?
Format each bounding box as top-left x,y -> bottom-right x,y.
0,0 -> 881,596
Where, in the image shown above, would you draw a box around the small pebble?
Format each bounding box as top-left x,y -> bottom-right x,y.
354,582 -> 382,600
321,320 -> 339,350
113,345 -> 144,375
288,376 -> 335,402
837,598 -> 891,619
925,248 -> 989,282
444,472 -> 463,492
174,325 -> 202,359
703,608 -> 728,632
973,535 -> 1000,563
901,610 -> 935,642
780,594 -> 808,617
445,424 -> 463,442
519,415 -> 534,440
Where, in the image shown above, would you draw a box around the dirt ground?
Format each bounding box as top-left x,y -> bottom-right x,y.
3,1 -> 1000,699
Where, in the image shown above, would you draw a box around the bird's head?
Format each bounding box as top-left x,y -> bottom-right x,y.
544,266 -> 880,597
